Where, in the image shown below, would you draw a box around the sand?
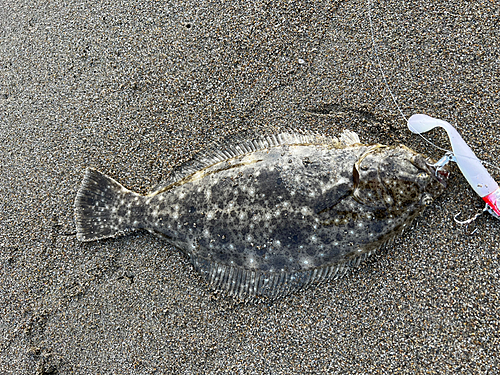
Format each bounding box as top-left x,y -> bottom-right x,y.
1,0 -> 499,373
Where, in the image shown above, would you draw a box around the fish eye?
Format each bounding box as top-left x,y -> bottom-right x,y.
421,193 -> 433,205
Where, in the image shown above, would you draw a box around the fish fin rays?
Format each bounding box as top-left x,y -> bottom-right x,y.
190,240 -> 393,300
149,132 -> 343,194
339,129 -> 361,146
74,168 -> 140,241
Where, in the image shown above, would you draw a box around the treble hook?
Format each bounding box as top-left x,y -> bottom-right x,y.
453,204 -> 489,225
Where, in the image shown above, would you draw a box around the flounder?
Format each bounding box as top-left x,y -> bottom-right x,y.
75,131 -> 448,299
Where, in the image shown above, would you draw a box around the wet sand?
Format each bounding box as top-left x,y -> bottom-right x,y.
1,0 -> 499,373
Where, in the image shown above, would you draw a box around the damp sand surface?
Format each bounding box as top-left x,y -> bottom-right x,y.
1,0 -> 499,373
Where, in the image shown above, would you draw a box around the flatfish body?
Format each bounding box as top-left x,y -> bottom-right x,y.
75,131 -> 448,299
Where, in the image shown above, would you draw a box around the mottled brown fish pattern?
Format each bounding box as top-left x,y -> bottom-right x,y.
75,131 -> 448,299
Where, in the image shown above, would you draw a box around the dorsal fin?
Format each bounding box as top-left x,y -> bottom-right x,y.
149,131 -> 359,194
339,129 -> 361,146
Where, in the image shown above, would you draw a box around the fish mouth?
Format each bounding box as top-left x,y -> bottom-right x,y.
424,160 -> 450,187
411,154 -> 450,188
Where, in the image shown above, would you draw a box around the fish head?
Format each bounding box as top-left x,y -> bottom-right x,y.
391,145 -> 450,206
409,152 -> 450,198
353,144 -> 450,209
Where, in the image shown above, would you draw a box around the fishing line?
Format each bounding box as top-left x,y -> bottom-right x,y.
366,0 -> 500,173
367,0 -> 407,124
367,0 -> 447,153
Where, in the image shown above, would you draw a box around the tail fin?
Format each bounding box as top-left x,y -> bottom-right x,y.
74,168 -> 141,241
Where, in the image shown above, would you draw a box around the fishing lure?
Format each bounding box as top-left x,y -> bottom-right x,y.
408,114 -> 500,221
368,0 -> 499,221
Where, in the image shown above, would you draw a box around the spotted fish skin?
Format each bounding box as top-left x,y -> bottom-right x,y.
75,132 -> 448,299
